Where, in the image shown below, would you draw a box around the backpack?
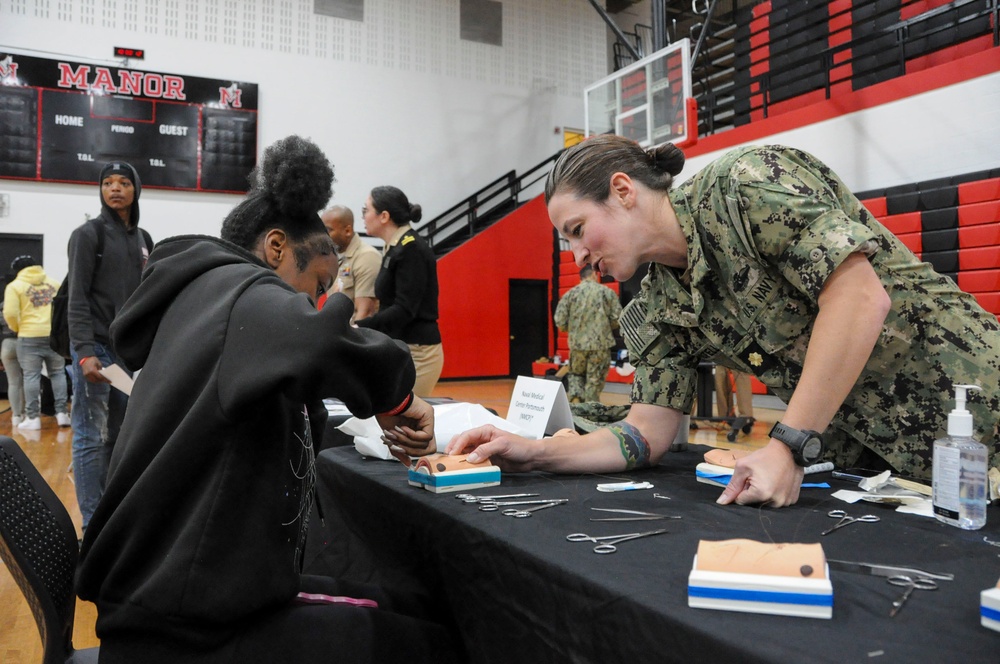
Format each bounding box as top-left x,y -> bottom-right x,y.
49,221 -> 153,359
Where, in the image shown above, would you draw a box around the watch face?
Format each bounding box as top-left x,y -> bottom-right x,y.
802,437 -> 823,462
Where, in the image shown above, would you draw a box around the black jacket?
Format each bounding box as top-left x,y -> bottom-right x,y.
356,228 -> 441,345
77,235 -> 415,649
67,164 -> 149,358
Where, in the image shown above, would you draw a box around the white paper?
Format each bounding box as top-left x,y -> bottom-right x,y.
339,401 -> 533,461
98,363 -> 134,396
505,376 -> 574,439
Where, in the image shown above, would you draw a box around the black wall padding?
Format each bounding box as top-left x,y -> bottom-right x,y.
922,207 -> 958,231
919,186 -> 958,212
885,182 -> 919,214
922,250 -> 959,273
922,228 -> 959,253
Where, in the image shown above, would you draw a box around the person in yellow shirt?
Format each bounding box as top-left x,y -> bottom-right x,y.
2,255 -> 70,430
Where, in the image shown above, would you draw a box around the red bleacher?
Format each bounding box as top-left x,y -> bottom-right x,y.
858,170 -> 1000,320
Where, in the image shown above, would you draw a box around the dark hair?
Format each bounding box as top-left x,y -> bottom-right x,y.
579,264 -> 594,279
544,135 -> 685,205
370,186 -> 422,226
10,255 -> 37,274
221,135 -> 335,269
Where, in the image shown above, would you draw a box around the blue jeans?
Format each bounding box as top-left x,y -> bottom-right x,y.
17,336 -> 68,418
71,343 -> 130,530
1,337 -> 24,418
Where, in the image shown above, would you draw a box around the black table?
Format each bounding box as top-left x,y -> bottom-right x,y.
307,445 -> 1000,663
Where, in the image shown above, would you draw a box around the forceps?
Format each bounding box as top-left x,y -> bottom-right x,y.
502,502 -> 564,518
821,509 -> 880,535
888,575 -> 937,617
479,499 -> 568,512
566,528 -> 668,554
589,508 -> 683,522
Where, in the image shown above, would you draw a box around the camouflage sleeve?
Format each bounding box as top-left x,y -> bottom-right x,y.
606,288 -> 622,329
554,289 -> 571,331
730,147 -> 880,301
621,286 -> 699,411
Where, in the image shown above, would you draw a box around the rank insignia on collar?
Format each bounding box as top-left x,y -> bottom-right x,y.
748,352 -> 763,367
739,339 -> 776,374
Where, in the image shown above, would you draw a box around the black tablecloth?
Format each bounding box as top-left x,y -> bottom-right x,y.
307,445 -> 1000,664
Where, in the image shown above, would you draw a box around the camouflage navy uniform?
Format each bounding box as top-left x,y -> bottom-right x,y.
555,279 -> 622,403
620,145 -> 1000,479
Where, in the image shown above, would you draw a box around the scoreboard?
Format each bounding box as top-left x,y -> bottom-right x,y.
0,52 -> 258,193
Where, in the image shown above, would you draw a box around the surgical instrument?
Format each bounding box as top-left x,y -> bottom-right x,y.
566,528 -> 668,554
826,559 -> 954,582
502,502 -> 565,518
455,493 -> 538,503
479,498 -> 568,512
821,509 -> 880,535
589,508 -> 682,522
888,575 -> 937,617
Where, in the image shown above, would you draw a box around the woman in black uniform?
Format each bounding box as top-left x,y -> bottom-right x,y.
356,186 -> 444,396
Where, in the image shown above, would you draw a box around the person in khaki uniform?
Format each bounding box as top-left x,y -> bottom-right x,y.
554,264 -> 622,403
321,205 -> 380,321
449,135 -> 1000,508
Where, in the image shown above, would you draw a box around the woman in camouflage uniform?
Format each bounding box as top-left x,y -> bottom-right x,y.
450,135 -> 1000,508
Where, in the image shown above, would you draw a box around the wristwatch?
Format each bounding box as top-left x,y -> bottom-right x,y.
768,422 -> 824,466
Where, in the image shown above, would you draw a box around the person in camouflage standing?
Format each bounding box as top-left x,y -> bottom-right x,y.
554,265 -> 622,403
448,135 -> 1000,508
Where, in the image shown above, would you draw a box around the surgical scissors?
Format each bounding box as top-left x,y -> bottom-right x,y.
455,493 -> 538,504
502,502 -> 564,518
589,508 -> 682,522
566,528 -> 668,554
888,575 -> 937,617
479,498 -> 568,512
821,509 -> 880,535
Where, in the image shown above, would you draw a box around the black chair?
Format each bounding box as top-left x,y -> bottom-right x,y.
0,437 -> 99,663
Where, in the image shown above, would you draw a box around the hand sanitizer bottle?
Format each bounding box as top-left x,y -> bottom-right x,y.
932,384 -> 987,530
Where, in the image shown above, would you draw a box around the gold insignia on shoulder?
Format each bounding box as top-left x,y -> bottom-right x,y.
748,352 -> 763,367
401,235 -> 414,246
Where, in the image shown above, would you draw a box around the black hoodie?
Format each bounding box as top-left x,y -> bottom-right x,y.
67,161 -> 148,358
77,235 -> 415,651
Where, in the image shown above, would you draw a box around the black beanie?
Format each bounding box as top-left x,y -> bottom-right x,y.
98,161 -> 142,224
100,161 -> 138,188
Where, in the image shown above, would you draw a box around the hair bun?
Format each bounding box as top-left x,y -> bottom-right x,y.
409,203 -> 423,224
647,143 -> 685,177
255,135 -> 334,220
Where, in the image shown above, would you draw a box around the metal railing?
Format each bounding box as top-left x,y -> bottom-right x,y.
414,149 -> 563,258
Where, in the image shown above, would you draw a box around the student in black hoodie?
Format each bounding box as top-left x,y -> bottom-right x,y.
77,136 -> 458,663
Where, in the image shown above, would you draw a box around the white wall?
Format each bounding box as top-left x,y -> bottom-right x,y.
680,71 -> 1000,193
0,0 -> 608,279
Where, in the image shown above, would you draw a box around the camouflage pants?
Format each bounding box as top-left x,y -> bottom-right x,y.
568,349 -> 608,403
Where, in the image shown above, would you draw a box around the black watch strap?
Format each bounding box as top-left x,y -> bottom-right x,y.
768,422 -> 823,466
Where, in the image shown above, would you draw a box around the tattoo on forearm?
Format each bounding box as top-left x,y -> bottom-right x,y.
608,421 -> 651,470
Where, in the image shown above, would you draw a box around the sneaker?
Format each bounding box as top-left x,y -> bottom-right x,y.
17,416 -> 41,430
56,412 -> 72,427
11,414 -> 23,428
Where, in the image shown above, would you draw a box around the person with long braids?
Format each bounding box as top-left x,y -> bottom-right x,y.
78,136 -> 459,663
448,135 -> 1000,508
356,186 -> 444,397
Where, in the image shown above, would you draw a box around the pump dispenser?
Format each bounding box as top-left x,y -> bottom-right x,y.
932,384 -> 987,529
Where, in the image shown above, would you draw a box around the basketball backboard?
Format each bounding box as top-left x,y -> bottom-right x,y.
585,39 -> 694,148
